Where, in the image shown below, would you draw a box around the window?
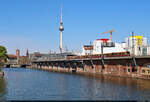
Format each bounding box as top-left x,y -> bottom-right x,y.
142,70 -> 145,73
139,47 -> 141,51
148,70 -> 150,74
132,67 -> 136,72
128,69 -> 130,72
123,68 -> 126,73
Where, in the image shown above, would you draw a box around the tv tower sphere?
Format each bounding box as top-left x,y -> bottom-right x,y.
59,22 -> 64,31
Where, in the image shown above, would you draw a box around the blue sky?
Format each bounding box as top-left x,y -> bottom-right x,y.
0,0 -> 150,55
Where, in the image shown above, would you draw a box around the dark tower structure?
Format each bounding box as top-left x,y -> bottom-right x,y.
16,49 -> 20,57
26,49 -> 29,57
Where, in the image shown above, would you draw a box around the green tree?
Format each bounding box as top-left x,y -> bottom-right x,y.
0,46 -> 8,68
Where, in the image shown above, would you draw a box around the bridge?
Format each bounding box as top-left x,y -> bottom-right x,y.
5,63 -> 31,68
31,55 -> 150,68
5,54 -> 31,68
31,55 -> 150,80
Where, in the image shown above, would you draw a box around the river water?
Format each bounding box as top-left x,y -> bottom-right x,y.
0,68 -> 150,101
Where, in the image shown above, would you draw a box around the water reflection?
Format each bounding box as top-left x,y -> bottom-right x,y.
75,74 -> 150,100
0,77 -> 6,101
1,68 -> 150,100
82,74 -> 150,91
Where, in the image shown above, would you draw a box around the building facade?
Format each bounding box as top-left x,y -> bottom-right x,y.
125,36 -> 148,56
7,49 -> 30,65
82,45 -> 93,55
82,39 -> 126,55
82,35 -> 150,56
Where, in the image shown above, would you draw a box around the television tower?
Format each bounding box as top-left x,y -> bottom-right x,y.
59,5 -> 64,53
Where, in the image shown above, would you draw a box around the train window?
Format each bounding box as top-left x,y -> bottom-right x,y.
148,70 -> 150,73
142,70 -> 145,73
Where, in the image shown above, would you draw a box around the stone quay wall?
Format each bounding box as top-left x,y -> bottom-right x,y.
30,57 -> 150,80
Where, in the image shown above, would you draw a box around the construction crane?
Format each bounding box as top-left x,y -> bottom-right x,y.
102,29 -> 115,42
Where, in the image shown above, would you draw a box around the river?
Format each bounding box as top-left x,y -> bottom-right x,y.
0,68 -> 150,101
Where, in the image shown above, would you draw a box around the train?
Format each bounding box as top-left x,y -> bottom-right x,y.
67,51 -> 130,59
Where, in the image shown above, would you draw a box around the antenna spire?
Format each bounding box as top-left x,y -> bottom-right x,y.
61,4 -> 63,23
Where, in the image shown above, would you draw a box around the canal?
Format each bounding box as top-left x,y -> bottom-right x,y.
0,68 -> 150,101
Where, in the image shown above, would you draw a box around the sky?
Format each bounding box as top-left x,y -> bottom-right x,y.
0,0 -> 150,55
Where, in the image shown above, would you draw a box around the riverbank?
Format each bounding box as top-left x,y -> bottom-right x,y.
0,71 -> 4,77
0,69 -> 4,77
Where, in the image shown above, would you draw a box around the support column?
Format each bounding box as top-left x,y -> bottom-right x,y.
104,65 -> 108,74
118,65 -> 121,76
68,62 -> 71,72
81,60 -> 85,71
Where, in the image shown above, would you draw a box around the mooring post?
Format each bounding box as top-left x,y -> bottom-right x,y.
101,43 -> 105,69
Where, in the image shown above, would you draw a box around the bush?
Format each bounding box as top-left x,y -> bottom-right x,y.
0,46 -> 8,67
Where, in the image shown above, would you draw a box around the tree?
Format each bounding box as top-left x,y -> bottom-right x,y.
0,46 -> 8,68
